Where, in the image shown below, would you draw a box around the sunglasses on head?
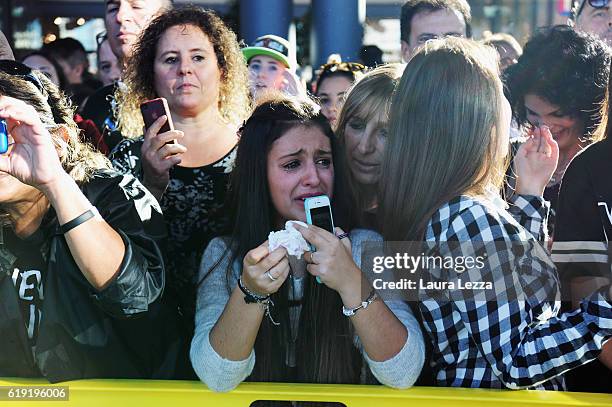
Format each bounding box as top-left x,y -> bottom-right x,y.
96,32 -> 108,47
0,59 -> 45,94
578,0 -> 609,16
319,61 -> 366,74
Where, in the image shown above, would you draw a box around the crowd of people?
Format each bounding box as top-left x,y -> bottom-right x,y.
0,0 -> 610,400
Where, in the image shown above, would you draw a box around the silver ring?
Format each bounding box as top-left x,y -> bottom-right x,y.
336,232 -> 350,240
310,252 -> 318,265
265,271 -> 277,281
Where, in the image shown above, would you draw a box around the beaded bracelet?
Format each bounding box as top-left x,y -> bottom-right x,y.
238,275 -> 269,303
238,276 -> 279,326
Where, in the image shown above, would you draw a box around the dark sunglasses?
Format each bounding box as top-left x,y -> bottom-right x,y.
319,61 -> 366,74
578,0 -> 609,16
0,59 -> 45,94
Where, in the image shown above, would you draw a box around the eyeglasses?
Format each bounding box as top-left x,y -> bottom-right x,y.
0,60 -> 45,94
577,0 -> 609,16
318,61 -> 366,74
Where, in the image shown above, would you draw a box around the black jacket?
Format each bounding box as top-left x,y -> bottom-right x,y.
552,137 -> 612,393
0,170 -> 183,382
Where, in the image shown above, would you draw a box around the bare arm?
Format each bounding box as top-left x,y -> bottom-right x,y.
41,174 -> 125,290
209,286 -> 266,360
338,271 -> 408,361
297,224 -> 408,362
209,242 -> 290,360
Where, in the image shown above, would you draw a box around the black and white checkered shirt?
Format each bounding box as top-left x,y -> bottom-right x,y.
418,194 -> 612,390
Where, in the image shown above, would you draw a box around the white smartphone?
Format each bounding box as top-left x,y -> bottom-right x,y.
304,195 -> 335,233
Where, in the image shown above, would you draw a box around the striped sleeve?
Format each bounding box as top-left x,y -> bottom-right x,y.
553,155 -> 610,282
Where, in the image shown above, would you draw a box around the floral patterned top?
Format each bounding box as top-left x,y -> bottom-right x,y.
110,137 -> 236,330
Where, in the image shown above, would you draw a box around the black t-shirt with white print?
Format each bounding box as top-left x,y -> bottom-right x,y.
5,226 -> 47,348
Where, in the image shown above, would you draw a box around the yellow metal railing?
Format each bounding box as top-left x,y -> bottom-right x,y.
0,378 -> 610,406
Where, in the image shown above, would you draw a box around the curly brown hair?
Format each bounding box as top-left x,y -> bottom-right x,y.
115,6 -> 250,138
0,69 -> 110,183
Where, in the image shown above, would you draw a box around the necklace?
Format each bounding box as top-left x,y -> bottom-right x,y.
549,149 -> 578,186
548,167 -> 566,186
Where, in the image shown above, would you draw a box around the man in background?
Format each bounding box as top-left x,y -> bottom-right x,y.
570,0 -> 612,44
400,0 -> 471,62
43,37 -> 101,106
80,0 -> 172,152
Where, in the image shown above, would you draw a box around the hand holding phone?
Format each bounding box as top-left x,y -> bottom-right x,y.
299,196 -> 358,290
304,195 -> 335,261
0,119 -> 8,154
304,195 -> 335,234
140,97 -> 175,137
139,98 -> 186,200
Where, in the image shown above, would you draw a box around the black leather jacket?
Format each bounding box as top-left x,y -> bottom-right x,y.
0,170 -> 182,382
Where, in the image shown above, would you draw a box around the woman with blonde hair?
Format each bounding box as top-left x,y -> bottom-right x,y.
379,37 -> 612,389
335,63 -> 404,229
110,6 -> 250,334
0,60 -> 178,381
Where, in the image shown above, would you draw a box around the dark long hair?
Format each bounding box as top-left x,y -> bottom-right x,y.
204,92 -> 359,384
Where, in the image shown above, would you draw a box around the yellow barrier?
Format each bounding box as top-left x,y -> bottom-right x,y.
0,378 -> 611,407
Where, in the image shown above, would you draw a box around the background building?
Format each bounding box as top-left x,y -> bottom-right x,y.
0,0 -> 571,69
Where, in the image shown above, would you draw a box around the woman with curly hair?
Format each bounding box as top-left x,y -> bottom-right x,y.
504,25 -> 611,235
0,60 -> 180,381
110,6 -> 250,335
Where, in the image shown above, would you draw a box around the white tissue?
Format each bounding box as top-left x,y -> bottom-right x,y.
268,221 -> 310,259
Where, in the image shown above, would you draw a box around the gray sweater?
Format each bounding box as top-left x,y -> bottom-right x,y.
190,229 -> 425,392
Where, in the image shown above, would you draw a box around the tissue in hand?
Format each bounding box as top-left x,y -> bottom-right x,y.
268,221 -> 309,258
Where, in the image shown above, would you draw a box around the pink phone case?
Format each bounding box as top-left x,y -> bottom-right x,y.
140,98 -> 174,133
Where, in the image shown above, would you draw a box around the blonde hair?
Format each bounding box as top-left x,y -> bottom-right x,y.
335,63 -> 405,225
379,38 -> 506,241
115,7 -> 250,138
0,70 -> 110,183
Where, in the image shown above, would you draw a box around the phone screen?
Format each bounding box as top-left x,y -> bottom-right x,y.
310,206 -> 334,233
0,119 -> 8,154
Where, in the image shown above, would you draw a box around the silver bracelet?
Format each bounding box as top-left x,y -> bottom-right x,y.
342,290 -> 378,317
